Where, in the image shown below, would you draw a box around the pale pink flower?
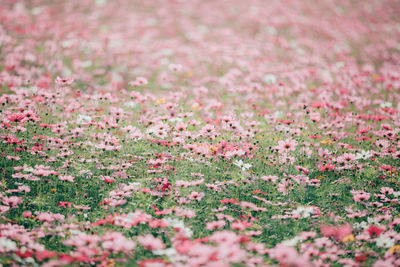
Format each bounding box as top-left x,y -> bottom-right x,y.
351,190 -> 371,202
55,76 -> 74,85
137,234 -> 165,250
188,191 -> 205,201
276,138 -> 298,153
129,77 -> 148,86
59,175 -> 74,182
206,220 -> 226,230
2,196 -> 22,208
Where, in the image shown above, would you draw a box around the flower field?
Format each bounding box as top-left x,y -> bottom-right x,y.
1,0 -> 400,266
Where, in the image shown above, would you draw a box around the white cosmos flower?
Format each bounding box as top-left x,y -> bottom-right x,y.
263,74 -> 277,85
376,236 -> 394,248
380,102 -> 392,108
23,167 -> 35,173
293,206 -> 314,218
353,221 -> 368,230
234,160 -> 243,168
123,101 -> 137,108
233,160 -> 252,171
69,229 -> 84,235
0,238 -> 17,251
355,150 -> 372,160
164,218 -> 193,237
153,248 -> 177,262
76,114 -> 92,124
282,236 -> 304,246
393,191 -> 400,197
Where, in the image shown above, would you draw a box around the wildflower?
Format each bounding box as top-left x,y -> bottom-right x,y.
261,175 -> 278,183
336,153 -> 356,163
102,232 -> 136,253
389,244 -> 400,254
269,244 -> 310,266
320,223 -> 353,240
209,231 -> 241,244
129,77 -> 148,86
351,190 -> 370,202
277,179 -> 292,195
168,64 -> 182,72
367,225 -> 384,237
55,76 -> 74,85
380,102 -> 392,108
206,220 -> 226,230
188,191 -> 205,201
292,206 -> 315,218
2,196 -> 22,208
233,160 -> 252,171
59,175 -> 74,182
76,114 -> 92,124
376,235 -> 394,248
0,238 -> 17,252
372,259 -> 395,267
342,234 -> 355,242
356,150 -> 373,160
152,248 -> 177,262
276,138 -> 298,153
35,250 -> 58,261
284,236 -> 306,247
231,220 -> 252,230
381,187 -> 394,194
56,201 -> 72,208
263,74 -> 277,84
23,211 -> 33,218
164,218 -> 193,237
200,124 -> 217,139
37,212 -> 65,222
7,113 -> 26,123
100,175 -> 115,183
137,234 -> 165,250
309,112 -> 321,122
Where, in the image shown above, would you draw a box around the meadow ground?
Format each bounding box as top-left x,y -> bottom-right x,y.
1,0 -> 400,266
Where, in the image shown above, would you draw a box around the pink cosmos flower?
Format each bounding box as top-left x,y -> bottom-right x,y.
206,220 -> 226,230
261,175 -> 278,183
231,220 -> 252,230
7,113 -> 26,123
188,191 -> 205,201
276,138 -> 298,153
380,187 -> 394,194
209,231 -> 241,244
129,77 -> 148,86
55,76 -> 74,86
277,179 -> 292,195
309,112 -> 321,122
2,196 -> 22,208
269,244 -> 310,267
373,259 -> 395,267
59,175 -> 74,182
0,206 -> 10,214
23,211 -> 33,218
320,223 -> 352,240
137,234 -> 165,250
336,153 -> 356,163
37,212 -> 65,222
102,232 -> 136,253
351,190 -> 371,202
168,64 -> 182,72
200,124 -> 217,139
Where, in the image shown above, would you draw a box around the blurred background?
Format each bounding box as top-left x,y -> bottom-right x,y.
1,0 -> 399,95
